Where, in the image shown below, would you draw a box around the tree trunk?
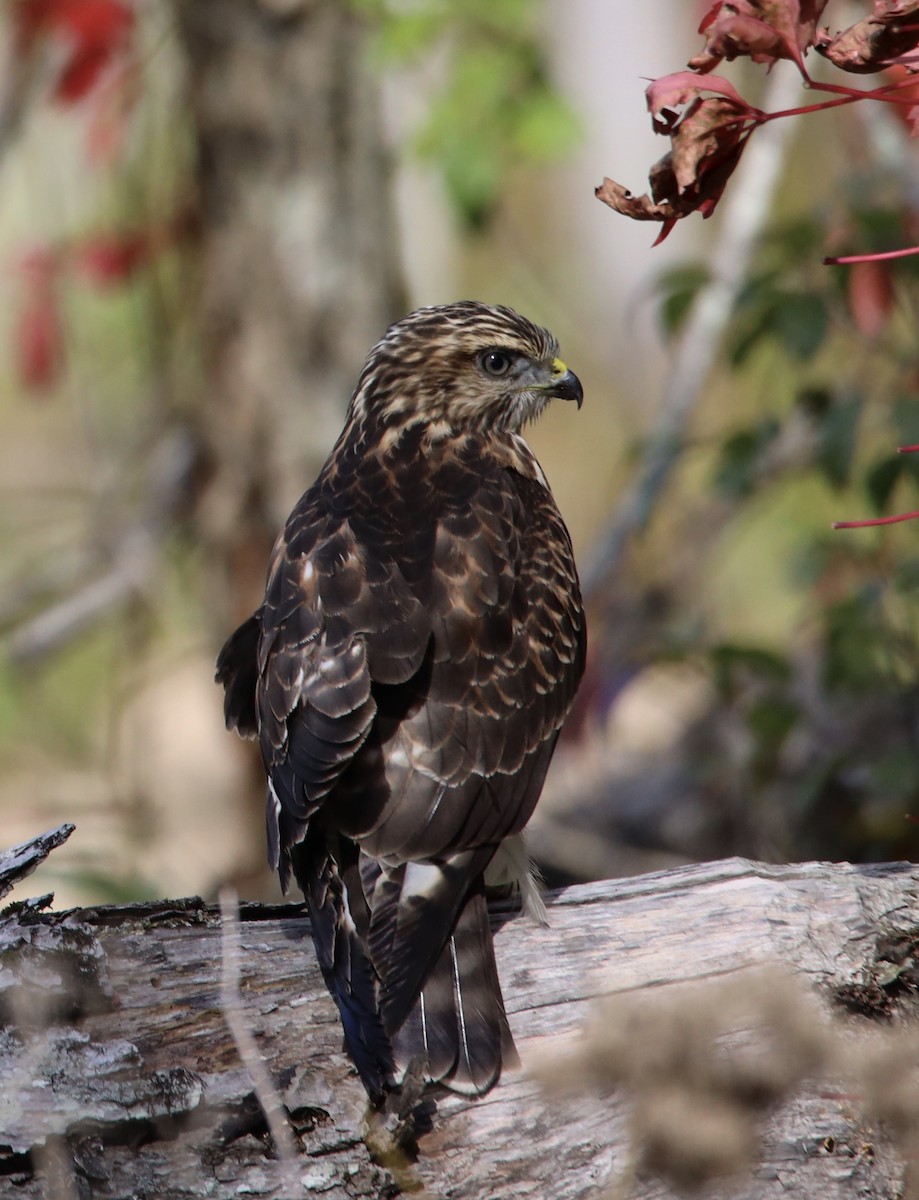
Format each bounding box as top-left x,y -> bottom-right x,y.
1,826 -> 916,1198
172,0 -> 407,625
169,0 -> 408,892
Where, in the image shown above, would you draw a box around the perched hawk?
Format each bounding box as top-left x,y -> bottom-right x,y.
217,301 -> 585,1101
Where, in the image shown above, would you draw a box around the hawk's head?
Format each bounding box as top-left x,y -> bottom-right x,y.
349,301 -> 583,436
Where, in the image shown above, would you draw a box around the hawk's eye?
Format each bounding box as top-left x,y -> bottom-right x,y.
480,350 -> 513,377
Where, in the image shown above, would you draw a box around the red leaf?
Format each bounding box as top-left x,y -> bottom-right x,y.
597,77 -> 760,237
666,93 -> 756,192
13,0 -> 135,104
815,1 -> 919,74
14,252 -> 65,393
691,0 -> 830,74
877,63 -> 919,131
847,259 -> 895,336
57,42 -> 113,102
646,71 -> 751,122
75,231 -> 149,285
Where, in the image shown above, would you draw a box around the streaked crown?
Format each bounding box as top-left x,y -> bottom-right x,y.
348,301 -> 577,435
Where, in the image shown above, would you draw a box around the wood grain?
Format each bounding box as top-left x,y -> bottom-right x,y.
2,834 -> 917,1198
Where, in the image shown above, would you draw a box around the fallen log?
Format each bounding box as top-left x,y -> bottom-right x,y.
1,825 -> 917,1198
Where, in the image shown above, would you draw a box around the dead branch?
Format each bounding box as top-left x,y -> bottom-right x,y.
1,827 -> 917,1198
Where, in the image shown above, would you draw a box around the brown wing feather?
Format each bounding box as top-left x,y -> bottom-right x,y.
330,443 -> 584,859
215,611 -> 262,737
253,483 -> 435,885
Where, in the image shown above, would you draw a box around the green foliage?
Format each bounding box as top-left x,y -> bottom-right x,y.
814,390 -> 861,491
841,201 -> 919,275
865,453 -> 919,514
713,418 -> 780,498
710,643 -> 792,696
645,183 -> 919,865
729,285 -> 829,366
355,0 -> 580,226
655,263 -> 711,337
821,589 -> 892,693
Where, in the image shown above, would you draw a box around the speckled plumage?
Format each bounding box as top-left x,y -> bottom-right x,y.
217,301 -> 585,1100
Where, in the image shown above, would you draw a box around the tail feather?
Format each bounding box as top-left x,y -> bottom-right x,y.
393,881 -> 517,1094
291,832 -> 394,1102
369,848 -> 494,1037
394,949 -> 458,1083
290,832 -> 517,1099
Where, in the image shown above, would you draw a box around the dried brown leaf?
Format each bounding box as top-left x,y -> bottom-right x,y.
691,0 -> 830,74
815,0 -> 919,73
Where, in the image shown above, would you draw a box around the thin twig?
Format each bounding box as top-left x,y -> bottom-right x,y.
582,64 -> 804,597
1,428 -> 196,664
2,529 -> 157,664
219,887 -> 301,1186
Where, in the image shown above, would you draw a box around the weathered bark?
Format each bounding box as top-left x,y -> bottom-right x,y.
170,0 -> 409,891
173,0 -> 407,625
1,826 -> 917,1198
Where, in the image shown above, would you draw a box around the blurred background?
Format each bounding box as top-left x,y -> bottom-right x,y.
3,0 -> 919,906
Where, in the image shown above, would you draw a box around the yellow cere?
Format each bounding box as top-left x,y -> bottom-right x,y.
551,357 -> 568,377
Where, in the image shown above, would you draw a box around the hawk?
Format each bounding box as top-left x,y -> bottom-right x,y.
216,301 -> 585,1101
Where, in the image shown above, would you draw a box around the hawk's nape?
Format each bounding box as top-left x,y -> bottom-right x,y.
216,301 -> 586,1103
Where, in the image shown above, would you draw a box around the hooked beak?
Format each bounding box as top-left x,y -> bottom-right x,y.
547,357 -> 583,409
